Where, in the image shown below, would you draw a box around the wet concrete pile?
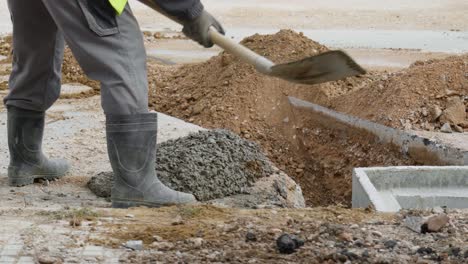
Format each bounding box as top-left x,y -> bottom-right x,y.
88,129 -> 274,201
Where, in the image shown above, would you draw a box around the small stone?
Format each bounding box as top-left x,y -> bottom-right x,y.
440,97 -> 466,125
151,242 -> 174,251
276,234 -> 296,254
404,216 -> 425,233
440,123 -> 453,133
417,247 -> 434,255
463,249 -> 468,258
422,214 -> 450,233
38,255 -> 59,264
384,240 -> 398,249
421,107 -> 428,117
453,124 -> 463,133
429,105 -> 443,121
275,234 -> 304,254
432,206 -> 445,214
152,235 -> 163,242
171,215 -> 184,226
69,218 -> 82,227
189,238 -> 204,248
245,231 -> 257,242
269,228 -> 282,234
338,232 -> 353,242
123,240 -> 143,251
448,247 -> 461,257
403,122 -> 412,130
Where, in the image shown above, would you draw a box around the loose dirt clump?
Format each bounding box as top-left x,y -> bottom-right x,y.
88,129 -> 274,201
331,55 -> 468,132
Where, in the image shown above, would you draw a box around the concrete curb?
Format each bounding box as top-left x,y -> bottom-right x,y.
352,166 -> 468,212
288,96 -> 468,165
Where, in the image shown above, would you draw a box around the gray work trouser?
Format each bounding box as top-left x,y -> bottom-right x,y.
5,0 -> 149,115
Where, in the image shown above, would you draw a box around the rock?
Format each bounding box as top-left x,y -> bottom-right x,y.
171,215 -> 184,226
453,124 -> 464,133
341,249 -> 359,261
421,214 -> 450,233
152,235 -> 163,242
188,238 -> 204,248
150,242 -> 174,251
404,216 -> 425,233
429,105 -> 443,121
245,231 -> 257,242
440,97 -> 466,125
421,107 -> 428,117
123,240 -> 143,251
338,232 -> 353,242
191,103 -> 205,115
417,247 -> 434,255
276,234 -> 304,254
87,172 -> 112,198
464,249 -> 468,258
440,123 -> 453,133
448,247 -> 461,257
69,218 -> 82,227
432,206 -> 445,214
403,122 -> 412,130
384,240 -> 398,249
38,255 -> 60,264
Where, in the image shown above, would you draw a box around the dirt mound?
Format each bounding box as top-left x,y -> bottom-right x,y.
332,55 -> 468,132
88,129 -> 274,201
148,30 -> 385,206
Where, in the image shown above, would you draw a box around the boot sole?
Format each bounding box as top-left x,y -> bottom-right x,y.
8,173 -> 66,187
112,198 -> 198,209
112,199 -> 169,209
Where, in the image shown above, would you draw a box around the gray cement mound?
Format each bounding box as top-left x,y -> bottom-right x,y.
88,129 -> 274,201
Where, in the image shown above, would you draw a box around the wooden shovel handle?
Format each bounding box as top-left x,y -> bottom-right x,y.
208,27 -> 274,74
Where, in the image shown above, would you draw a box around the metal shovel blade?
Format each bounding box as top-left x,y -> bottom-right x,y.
269,50 -> 366,85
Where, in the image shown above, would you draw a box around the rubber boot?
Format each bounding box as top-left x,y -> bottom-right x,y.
106,113 -> 196,208
7,106 -> 70,187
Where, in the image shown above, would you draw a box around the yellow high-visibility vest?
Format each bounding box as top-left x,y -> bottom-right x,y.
109,0 -> 128,15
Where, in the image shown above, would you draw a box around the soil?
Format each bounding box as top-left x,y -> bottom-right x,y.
331,55 -> 468,132
88,129 -> 274,201
146,30 -> 417,206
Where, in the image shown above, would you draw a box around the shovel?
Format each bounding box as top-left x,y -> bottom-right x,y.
137,0 -> 366,85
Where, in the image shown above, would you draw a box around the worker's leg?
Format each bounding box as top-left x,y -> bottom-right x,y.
4,0 -> 64,111
40,0 -> 148,115
40,0 -> 196,207
5,0 -> 69,187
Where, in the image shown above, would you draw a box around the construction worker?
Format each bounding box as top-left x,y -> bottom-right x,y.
5,0 -> 224,208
